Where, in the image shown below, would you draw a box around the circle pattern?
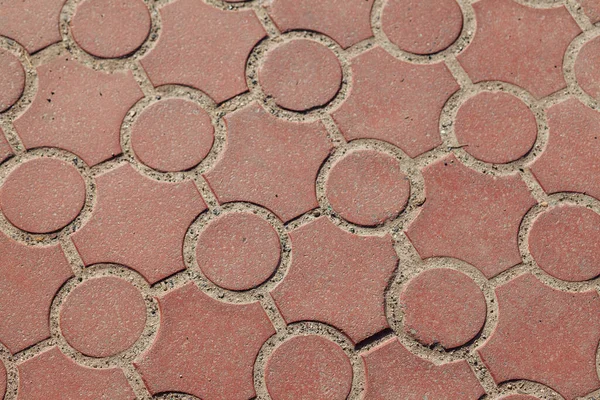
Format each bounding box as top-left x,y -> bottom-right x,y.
196,212 -> 281,291
326,149 -> 410,226
529,205 -> 600,282
265,335 -> 353,400
575,35 -> 600,100
0,158 -> 86,234
131,98 -> 215,172
59,276 -> 147,358
454,91 -> 538,164
259,39 -> 343,111
71,0 -> 151,58
0,49 -> 25,112
400,268 -> 487,349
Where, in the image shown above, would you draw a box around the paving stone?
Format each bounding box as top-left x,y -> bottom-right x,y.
70,0 -> 151,59
72,164 -> 206,284
13,56 -> 143,166
265,335 -> 353,400
134,283 -> 275,399
259,39 -> 342,112
0,0 -> 65,53
271,217 -> 398,343
530,98 -> 600,201
529,205 -> 600,282
265,0 -> 374,49
406,155 -> 536,278
196,212 -> 281,291
0,158 -> 86,234
382,0 -> 463,55
457,0 -> 581,99
325,149 -> 410,226
454,91 -> 538,164
0,130 -> 13,165
59,276 -> 146,357
400,268 -> 487,349
0,359 -> 6,399
332,47 -> 459,158
478,274 -> 600,399
204,102 -> 332,222
575,35 -> 600,100
579,0 -> 600,23
140,0 -> 265,103
500,396 -> 540,400
362,338 -> 485,399
0,49 -> 25,112
131,98 -> 214,172
0,232 -> 73,354
17,347 -> 135,399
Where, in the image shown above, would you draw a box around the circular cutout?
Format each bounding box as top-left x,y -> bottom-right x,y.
265,335 -> 353,400
400,268 -> 487,349
259,39 -> 342,111
529,205 -> 600,282
382,0 -> 463,55
196,212 -> 281,291
575,35 -> 600,100
59,276 -> 147,357
325,149 -> 410,226
0,49 -> 25,112
131,98 -> 215,172
71,0 -> 151,58
0,158 -> 86,233
454,91 -> 538,164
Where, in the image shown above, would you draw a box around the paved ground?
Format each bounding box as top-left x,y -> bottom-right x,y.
0,0 -> 600,399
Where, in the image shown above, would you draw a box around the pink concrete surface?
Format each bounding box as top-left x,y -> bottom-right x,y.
1,0 -> 600,399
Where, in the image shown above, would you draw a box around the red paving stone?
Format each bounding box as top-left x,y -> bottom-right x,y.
325,149 -> 410,226
400,268 -> 487,349
332,46 -> 459,158
2,0 -> 600,398
0,49 -> 25,112
381,0 -> 463,55
454,91 -> 538,164
265,335 -> 353,400
59,276 -> 146,357
0,158 -> 86,234
259,39 -> 342,112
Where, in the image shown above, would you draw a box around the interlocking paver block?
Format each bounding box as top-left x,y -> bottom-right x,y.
0,359 -> 6,399
0,158 -> 86,234
271,217 -> 398,343
400,268 -> 487,349
0,0 -> 65,53
0,49 -> 25,112
406,155 -> 536,278
17,347 -> 135,399
530,98 -> 600,201
70,0 -> 151,59
326,149 -> 410,227
0,233 -> 72,354
382,0 -> 463,55
134,283 -> 275,399
458,0 -> 581,99
362,338 -> 485,399
579,0 -> 600,23
575,35 -> 600,100
259,39 -> 342,112
332,47 -> 459,158
59,276 -> 146,357
13,56 -> 143,166
72,164 -> 206,284
131,98 -> 215,172
479,274 -> 600,399
0,130 -> 12,165
265,0 -> 374,49
196,212 -> 281,291
265,335 -> 353,400
454,91 -> 538,164
529,205 -> 600,282
140,0 -> 266,103
205,102 -> 332,222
